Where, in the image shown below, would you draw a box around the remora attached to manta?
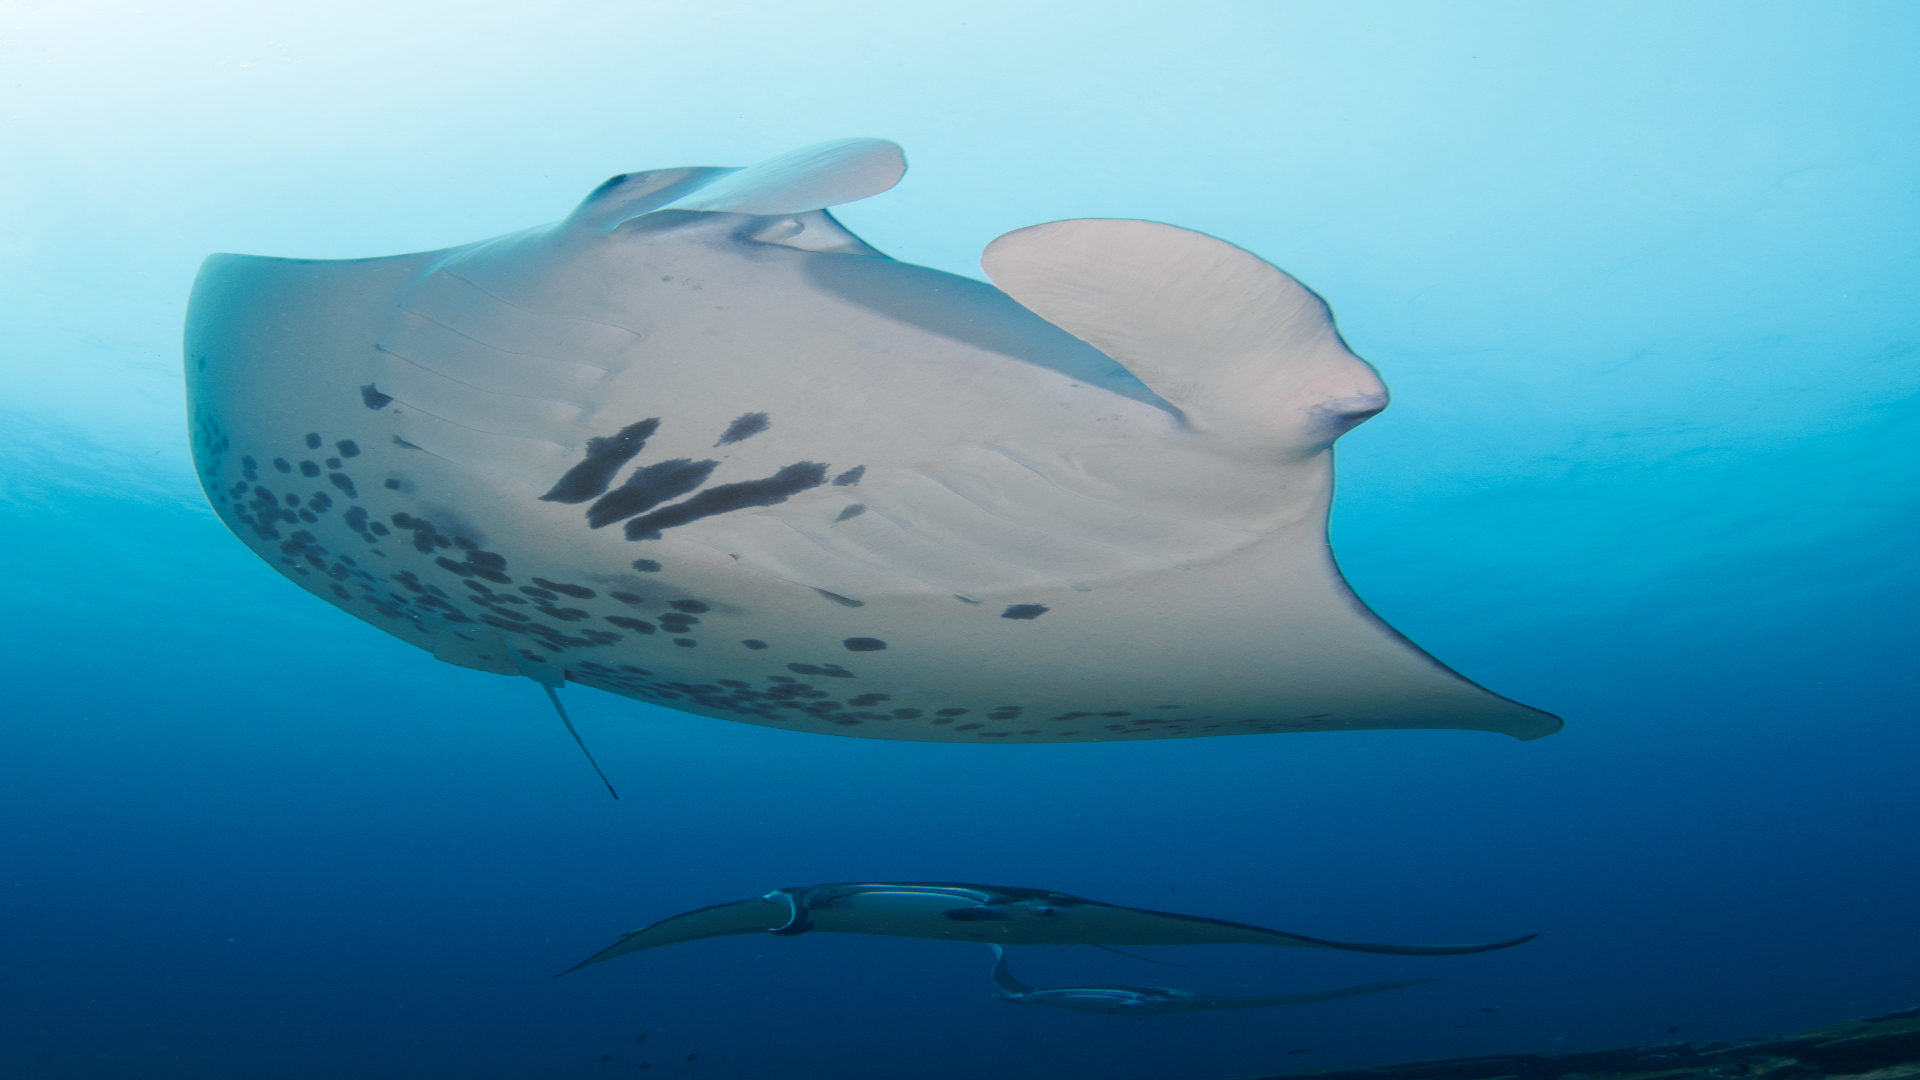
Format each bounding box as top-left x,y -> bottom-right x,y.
185,137 -> 1561,746
983,945 -> 1438,1015
560,882 -> 1538,973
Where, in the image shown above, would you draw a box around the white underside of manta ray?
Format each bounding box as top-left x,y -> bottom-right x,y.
984,945 -> 1438,1015
185,137 -> 1561,746
559,882 -> 1537,974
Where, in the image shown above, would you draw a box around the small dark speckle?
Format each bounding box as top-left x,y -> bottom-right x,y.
714,411 -> 770,446
742,640 -> 769,650
360,384 -> 392,409
831,465 -> 865,486
843,637 -> 886,652
1000,604 -> 1048,620
673,638 -> 697,648
632,559 -> 663,573
835,504 -> 866,522
305,432 -> 322,449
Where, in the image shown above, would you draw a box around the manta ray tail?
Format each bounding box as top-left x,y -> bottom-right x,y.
542,684 -> 619,800
1089,943 -> 1189,967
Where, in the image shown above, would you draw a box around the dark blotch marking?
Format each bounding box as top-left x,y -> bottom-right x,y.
831,465 -> 865,486
384,479 -> 401,490
1000,604 -> 1049,620
520,586 -> 558,600
631,559 -> 662,573
668,600 -> 709,613
325,457 -> 341,469
304,432 -> 321,449
788,663 -> 854,678
625,462 -> 829,540
336,439 -> 360,458
842,637 -> 886,652
610,592 -> 645,605
540,418 -> 660,504
328,473 -> 357,496
299,460 -> 321,477
673,638 -> 697,648
813,588 -> 863,608
272,458 -> 292,473
935,708 -> 968,717
533,578 -> 596,599
589,457 -> 719,528
714,412 -> 770,446
606,617 -> 655,633
742,640 -> 768,650
360,384 -> 392,409
835,504 -> 866,522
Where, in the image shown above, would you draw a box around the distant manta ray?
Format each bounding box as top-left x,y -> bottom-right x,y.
186,137 -> 1560,767
984,945 -> 1438,1015
559,882 -> 1537,973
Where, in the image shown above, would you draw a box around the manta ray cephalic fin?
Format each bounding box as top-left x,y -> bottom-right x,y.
981,218 -> 1389,455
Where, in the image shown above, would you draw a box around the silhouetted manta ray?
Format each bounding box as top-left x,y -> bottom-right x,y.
984,945 -> 1437,1015
560,882 -> 1537,973
186,137 -> 1561,754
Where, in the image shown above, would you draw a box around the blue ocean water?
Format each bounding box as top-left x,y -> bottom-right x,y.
3,3 -> 1916,1078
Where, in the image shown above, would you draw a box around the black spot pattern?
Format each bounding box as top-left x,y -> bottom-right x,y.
532,578 -> 595,599
835,504 -> 866,522
273,458 -> 291,473
589,458 -> 720,528
624,462 -> 829,540
714,412 -> 770,446
336,440 -> 360,458
1001,604 -> 1049,620
631,560 -> 662,573
842,638 -> 886,652
540,419 -> 660,504
742,640 -> 768,650
305,432 -> 322,449
300,460 -> 321,477
360,384 -> 393,409
831,465 -> 865,486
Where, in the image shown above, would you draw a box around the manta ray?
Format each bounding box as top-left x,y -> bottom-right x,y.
560,882 -> 1537,973
983,945 -> 1437,1015
185,137 -> 1560,750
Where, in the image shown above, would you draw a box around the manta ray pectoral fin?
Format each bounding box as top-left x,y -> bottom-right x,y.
980,218 -> 1387,454
558,898 -> 790,975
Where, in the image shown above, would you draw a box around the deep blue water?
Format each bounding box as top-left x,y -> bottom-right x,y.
3,3 -> 1917,1078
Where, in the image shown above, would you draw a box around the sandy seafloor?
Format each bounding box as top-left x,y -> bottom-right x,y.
2,3 -> 1917,1079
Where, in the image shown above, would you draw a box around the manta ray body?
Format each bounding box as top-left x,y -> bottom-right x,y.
186,138 -> 1559,745
984,945 -> 1437,1015
561,882 -> 1538,972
